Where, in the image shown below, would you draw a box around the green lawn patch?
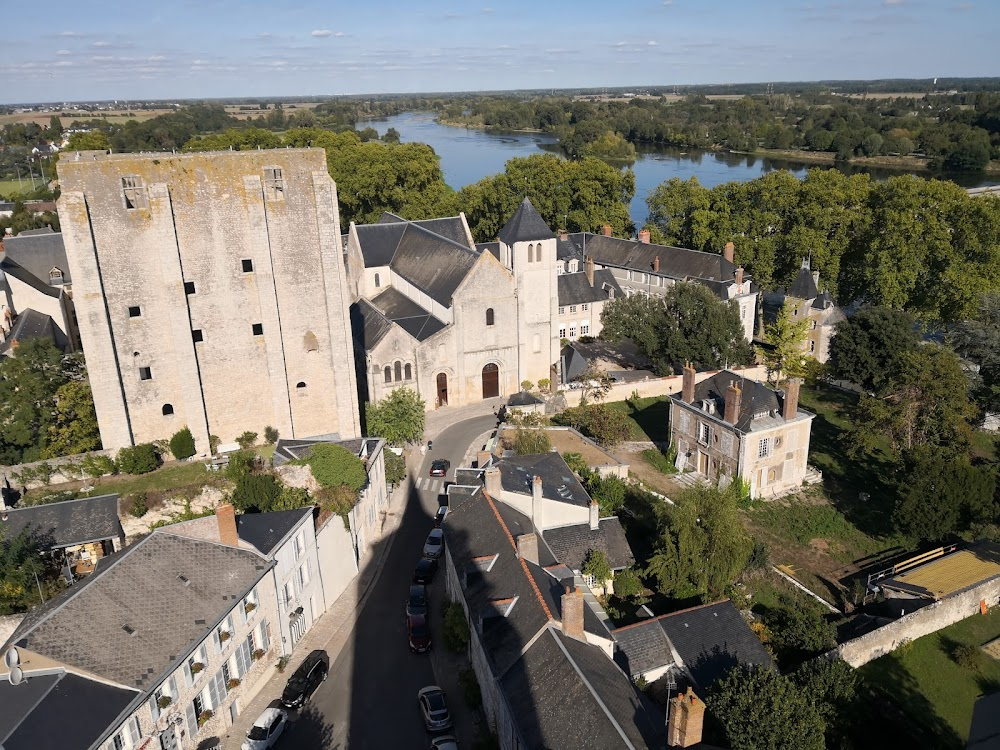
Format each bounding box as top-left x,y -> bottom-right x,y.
25,461 -> 215,505
603,395 -> 671,442
860,607 -> 1000,746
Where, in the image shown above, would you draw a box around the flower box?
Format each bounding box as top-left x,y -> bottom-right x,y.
157,695 -> 173,709
197,710 -> 213,726
190,662 -> 205,675
227,678 -> 241,690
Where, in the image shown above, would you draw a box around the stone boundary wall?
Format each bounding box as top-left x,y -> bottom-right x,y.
835,575 -> 1000,668
559,366 -> 770,408
1,449 -> 117,491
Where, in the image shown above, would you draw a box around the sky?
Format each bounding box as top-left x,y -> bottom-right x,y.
3,0 -> 999,103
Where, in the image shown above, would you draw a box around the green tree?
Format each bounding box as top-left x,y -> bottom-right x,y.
792,659 -> 858,729
273,485 -> 311,511
236,431 -> 258,450
950,292 -> 1000,413
115,443 -> 161,474
582,549 -> 613,585
169,427 -> 197,460
43,380 -> 101,458
760,304 -> 810,382
587,473 -> 627,516
384,450 -> 406,485
828,307 -> 919,392
264,426 -> 279,445
508,429 -> 552,455
760,590 -> 837,667
645,482 -> 752,600
708,666 -> 825,750
365,387 -> 426,446
65,130 -> 111,151
612,567 -> 643,600
231,473 -> 282,513
297,443 -> 367,491
551,403 -> 632,448
0,527 -> 55,614
0,339 -> 71,464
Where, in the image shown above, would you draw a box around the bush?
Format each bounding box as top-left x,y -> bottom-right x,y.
116,443 -> 160,475
641,447 -> 677,474
231,473 -> 282,513
537,378 -> 551,391
508,429 -> 552,455
442,600 -> 470,653
582,549 -> 613,584
82,454 -> 117,479
273,485 -> 310,511
130,493 -> 148,518
953,643 -> 987,672
169,427 -> 197,460
236,431 -> 258,450
613,567 -> 643,600
298,443 -> 366,491
384,450 -> 406,486
459,668 -> 482,709
562,452 -> 590,476
520,380 -> 534,392
209,434 -> 221,455
264,426 -> 279,444
746,538 -> 770,572
552,403 -> 631,447
588,474 -> 626,515
226,450 -> 258,480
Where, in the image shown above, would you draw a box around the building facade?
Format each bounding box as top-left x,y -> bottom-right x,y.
761,258 -> 846,364
57,149 -> 360,452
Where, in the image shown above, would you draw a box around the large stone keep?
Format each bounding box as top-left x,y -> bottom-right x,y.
57,148 -> 360,451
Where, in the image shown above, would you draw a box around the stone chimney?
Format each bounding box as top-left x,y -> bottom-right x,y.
639,228 -> 650,244
602,224 -> 612,237
216,503 -> 239,547
476,450 -> 493,469
783,377 -> 801,421
723,241 -> 735,264
561,585 -> 585,640
589,499 -> 600,530
517,532 -> 539,565
735,266 -> 744,287
484,466 -> 502,498
531,475 -> 544,530
653,255 -> 660,273
681,361 -> 696,404
724,380 -> 742,425
585,256 -> 595,287
667,688 -> 706,747
559,229 -> 568,241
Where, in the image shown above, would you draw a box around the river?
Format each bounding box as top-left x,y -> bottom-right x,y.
356,112 -> 1000,228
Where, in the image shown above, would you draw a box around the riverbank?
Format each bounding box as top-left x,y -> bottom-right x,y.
736,147 -> 1000,174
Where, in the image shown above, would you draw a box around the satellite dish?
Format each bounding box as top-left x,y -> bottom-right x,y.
4,646 -> 18,669
8,666 -> 23,686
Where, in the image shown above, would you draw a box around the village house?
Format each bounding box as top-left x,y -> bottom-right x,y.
761,258 -> 846,363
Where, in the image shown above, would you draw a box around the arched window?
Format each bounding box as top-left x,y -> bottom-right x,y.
527,243 -> 534,261
394,361 -> 402,381
374,272 -> 381,288
384,366 -> 392,384
162,404 -> 174,416
296,381 -> 306,389
535,244 -> 543,263
404,363 -> 412,380
486,308 -> 495,326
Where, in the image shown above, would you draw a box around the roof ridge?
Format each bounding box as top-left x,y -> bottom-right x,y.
2,493 -> 118,513
483,492 -> 554,621
402,221 -> 477,255
611,598 -> 731,633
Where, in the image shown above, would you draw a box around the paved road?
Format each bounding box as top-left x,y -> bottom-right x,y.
281,414 -> 496,749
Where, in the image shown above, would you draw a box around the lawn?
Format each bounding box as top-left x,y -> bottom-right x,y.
603,395 -> 671,443
860,607 -> 1000,746
24,461 -> 216,505
0,179 -> 33,197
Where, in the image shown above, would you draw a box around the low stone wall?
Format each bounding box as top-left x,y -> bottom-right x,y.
559,366 -> 770,408
1,449 -> 117,491
835,575 -> 1000,668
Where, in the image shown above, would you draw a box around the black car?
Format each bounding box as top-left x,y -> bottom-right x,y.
407,584 -> 428,617
434,505 -> 448,528
280,650 -> 329,709
413,557 -> 439,584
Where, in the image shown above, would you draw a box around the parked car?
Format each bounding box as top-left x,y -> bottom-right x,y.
413,557 -> 438,584
241,707 -> 287,750
417,686 -> 453,732
407,613 -> 432,653
280,650 -> 329,709
423,528 -> 445,558
431,736 -> 459,750
434,505 -> 448,528
429,459 -> 450,477
407,584 -> 428,617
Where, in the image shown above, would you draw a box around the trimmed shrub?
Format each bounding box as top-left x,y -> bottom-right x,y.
953,643 -> 987,672
116,443 -> 160,475
264,426 -> 279,445
236,431 -> 258,450
231,473 -> 282,513
130,493 -> 148,518
298,443 -> 366,491
169,427 -> 196,460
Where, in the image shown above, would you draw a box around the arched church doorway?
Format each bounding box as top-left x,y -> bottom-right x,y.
436,372 -> 449,407
482,363 -> 500,399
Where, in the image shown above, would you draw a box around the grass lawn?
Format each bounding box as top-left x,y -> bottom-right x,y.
860,607 -> 1000,746
0,179 -> 33,197
604,395 -> 671,443
24,461 -> 216,505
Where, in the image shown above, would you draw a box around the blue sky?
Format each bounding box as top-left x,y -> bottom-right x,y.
3,0 -> 998,103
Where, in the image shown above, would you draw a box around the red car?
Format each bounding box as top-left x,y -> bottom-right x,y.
408,614 -> 432,653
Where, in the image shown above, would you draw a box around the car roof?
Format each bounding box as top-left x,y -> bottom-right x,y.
410,583 -> 426,594
408,613 -> 427,626
428,528 -> 444,538
255,707 -> 283,726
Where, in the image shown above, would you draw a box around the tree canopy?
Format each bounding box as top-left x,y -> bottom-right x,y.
828,306 -> 919,392
760,304 -> 811,382
950,292 -> 1000,413
365,387 -> 426,446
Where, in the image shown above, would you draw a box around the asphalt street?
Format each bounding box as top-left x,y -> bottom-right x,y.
280,414 -> 496,749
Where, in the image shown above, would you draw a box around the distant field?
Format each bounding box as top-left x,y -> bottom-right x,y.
224,102 -> 322,120
0,110 -> 173,128
0,178 -> 33,197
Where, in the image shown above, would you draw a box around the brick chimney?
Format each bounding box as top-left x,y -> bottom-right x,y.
216,503 -> 239,547
783,377 -> 801,421
667,688 -> 706,747
724,380 -> 742,424
602,224 -> 612,237
531,475 -> 544,530
561,585 -> 585,640
653,255 -> 660,273
723,241 -> 735,264
589,499 -> 600,530
681,361 -> 696,404
484,466 -> 502,498
517,532 -> 539,565
639,228 -> 650,244
559,229 -> 568,241
735,266 -> 744,287
585,256 -> 595,287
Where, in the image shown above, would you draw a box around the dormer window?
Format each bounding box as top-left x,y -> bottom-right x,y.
48,267 -> 64,284
569,260 -> 579,273
701,399 -> 715,414
557,262 -> 565,275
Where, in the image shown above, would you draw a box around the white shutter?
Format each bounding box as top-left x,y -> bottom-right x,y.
149,696 -> 160,723
185,701 -> 198,736
127,717 -> 142,745
238,599 -> 247,625
212,630 -> 221,655
183,660 -> 193,687
259,619 -> 270,652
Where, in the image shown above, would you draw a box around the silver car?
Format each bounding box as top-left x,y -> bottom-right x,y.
423,528 -> 445,558
417,685 -> 453,732
241,707 -> 287,750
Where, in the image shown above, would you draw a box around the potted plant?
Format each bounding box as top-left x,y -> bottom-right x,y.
227,678 -> 241,690
251,648 -> 265,661
244,601 -> 257,614
190,662 -> 204,675
157,695 -> 173,710
197,710 -> 213,727
219,631 -> 231,643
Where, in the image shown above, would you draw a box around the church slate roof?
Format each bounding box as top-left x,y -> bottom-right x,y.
1,230 -> 70,286
0,308 -> 57,354
354,222 -> 407,267
498,198 -> 556,245
352,299 -> 394,351
788,261 -> 819,300
370,286 -> 447,341
672,370 -> 787,432
557,270 -> 622,306
387,225 -> 480,307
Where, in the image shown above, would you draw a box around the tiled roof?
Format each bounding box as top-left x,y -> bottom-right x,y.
543,517 -> 635,572
672,370 -> 786,432
370,286 -> 446,341
0,494 -> 122,549
1,230 -> 69,285
496,452 -> 592,508
9,531 -> 271,691
237,508 -> 312,557
498,198 -> 556,245
557,270 -> 622,306
788,260 -> 819,300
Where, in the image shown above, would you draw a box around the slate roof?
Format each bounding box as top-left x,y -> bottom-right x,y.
495,452 -> 592,508
672,370 -> 794,432
0,670 -> 136,750
476,241 -> 501,261
1,230 -> 69,285
1,309 -> 57,354
272,435 -> 374,467
543,517 -> 635,572
0,258 -> 61,298
237,507 -> 312,557
612,616 -> 676,677
7,531 -> 271,691
388,226 -> 480,307
557,236 -> 582,261
558,269 -> 623,306
352,299 -> 394,351
498,198 -> 556,245
507,390 -> 544,407
370,286 -> 447,341
354,222 -> 407,267
0,494 -> 122,550
788,259 -> 819,300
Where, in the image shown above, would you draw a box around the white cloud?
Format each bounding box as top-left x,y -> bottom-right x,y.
884,0 -> 904,5
92,41 -> 112,48
311,29 -> 333,38
55,49 -> 72,56
648,40 -> 659,46
481,7 -> 494,12
334,31 -> 346,37
58,31 -> 82,37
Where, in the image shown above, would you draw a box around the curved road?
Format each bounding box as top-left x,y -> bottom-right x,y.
283,414 -> 496,748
